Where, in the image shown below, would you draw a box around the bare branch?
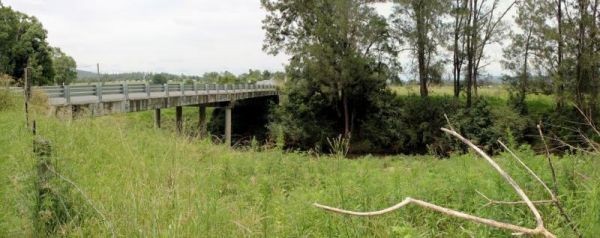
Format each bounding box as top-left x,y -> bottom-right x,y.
441,128 -> 545,228
314,197 -> 553,237
476,190 -> 553,207
537,124 -> 582,238
314,127 -> 557,238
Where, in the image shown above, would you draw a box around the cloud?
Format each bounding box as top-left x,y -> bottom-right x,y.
4,0 -> 288,74
3,0 -> 511,76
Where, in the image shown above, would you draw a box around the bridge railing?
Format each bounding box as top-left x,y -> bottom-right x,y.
34,83 -> 276,104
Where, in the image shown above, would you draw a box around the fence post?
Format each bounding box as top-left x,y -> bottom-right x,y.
193,81 -> 198,95
165,83 -> 170,97
180,83 -> 184,96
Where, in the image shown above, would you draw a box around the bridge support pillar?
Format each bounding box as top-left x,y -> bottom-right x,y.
154,108 -> 161,128
176,106 -> 183,134
198,105 -> 207,138
225,104 -> 232,146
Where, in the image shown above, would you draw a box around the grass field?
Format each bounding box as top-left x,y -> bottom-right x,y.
1,92 -> 600,237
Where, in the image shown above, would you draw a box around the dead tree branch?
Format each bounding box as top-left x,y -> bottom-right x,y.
314,127 -> 556,238
475,190 -> 553,207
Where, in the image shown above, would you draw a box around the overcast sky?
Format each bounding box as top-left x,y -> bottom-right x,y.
4,0 -> 510,78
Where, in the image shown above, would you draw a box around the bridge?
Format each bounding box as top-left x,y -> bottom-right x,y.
37,83 -> 279,146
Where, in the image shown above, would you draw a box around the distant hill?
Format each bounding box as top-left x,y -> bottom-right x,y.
76,70 -> 98,80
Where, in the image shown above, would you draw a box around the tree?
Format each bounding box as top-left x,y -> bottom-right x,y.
392,0 -> 450,97
262,0 -> 398,145
464,0 -> 515,107
51,47 -> 76,85
451,0 -> 468,98
151,73 -> 168,84
502,0 -> 550,114
0,5 -> 54,85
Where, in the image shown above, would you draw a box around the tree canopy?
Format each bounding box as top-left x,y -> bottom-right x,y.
0,5 -> 55,85
262,0 -> 399,148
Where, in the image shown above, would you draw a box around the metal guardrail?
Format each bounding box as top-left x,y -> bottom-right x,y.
31,83 -> 276,104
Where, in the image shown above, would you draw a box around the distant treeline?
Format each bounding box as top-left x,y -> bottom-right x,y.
75,70 -> 285,85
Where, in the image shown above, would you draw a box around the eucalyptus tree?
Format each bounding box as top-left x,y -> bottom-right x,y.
51,47 -> 77,85
502,0 -> 552,114
0,4 -> 54,85
464,0 -> 515,107
392,0 -> 450,97
261,0 -> 398,146
451,0 -> 469,98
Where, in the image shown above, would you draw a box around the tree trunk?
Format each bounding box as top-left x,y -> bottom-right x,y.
466,0 -> 475,107
453,0 -> 462,98
575,0 -> 587,109
471,0 -> 479,98
342,93 -> 350,136
416,1 -> 428,97
556,0 -> 565,109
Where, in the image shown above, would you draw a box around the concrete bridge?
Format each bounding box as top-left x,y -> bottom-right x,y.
38,83 -> 278,145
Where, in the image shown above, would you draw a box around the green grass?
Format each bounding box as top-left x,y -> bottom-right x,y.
390,85 -> 555,118
1,94 -> 600,237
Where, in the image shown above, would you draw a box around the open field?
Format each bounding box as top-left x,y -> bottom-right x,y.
1,94 -> 599,237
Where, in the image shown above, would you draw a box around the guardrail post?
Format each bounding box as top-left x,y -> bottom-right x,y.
146,83 -> 151,97
193,81 -> 198,95
123,83 -> 129,100
64,85 -> 71,104
96,83 -> 102,102
180,83 -> 184,96
165,83 -> 170,97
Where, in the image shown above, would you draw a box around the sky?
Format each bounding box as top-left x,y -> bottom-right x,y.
3,0 -> 512,78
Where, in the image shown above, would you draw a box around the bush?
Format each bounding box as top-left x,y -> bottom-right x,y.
449,98 -> 531,154
356,95 -> 462,154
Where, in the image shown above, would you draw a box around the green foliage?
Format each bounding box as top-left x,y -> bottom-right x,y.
0,74 -> 15,111
0,5 -> 54,85
449,98 -> 531,154
1,106 -> 599,237
263,0 -> 399,150
151,73 -> 169,84
51,47 -> 76,85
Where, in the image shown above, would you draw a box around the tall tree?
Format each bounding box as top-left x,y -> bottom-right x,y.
451,0 -> 468,98
502,0 -> 550,114
51,47 -> 76,85
0,5 -> 54,85
464,0 -> 515,107
262,0 -> 397,142
393,0 -> 449,97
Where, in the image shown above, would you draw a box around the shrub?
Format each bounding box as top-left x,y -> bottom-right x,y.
448,98 -> 531,154
354,94 -> 461,154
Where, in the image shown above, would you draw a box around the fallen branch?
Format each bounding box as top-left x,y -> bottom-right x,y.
498,139 -> 581,238
537,125 -> 582,238
314,127 -> 556,238
475,190 -> 553,207
314,198 -> 546,235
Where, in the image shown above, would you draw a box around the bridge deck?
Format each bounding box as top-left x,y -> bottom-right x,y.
38,83 -> 278,116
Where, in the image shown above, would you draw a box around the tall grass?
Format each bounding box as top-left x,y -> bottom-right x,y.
1,96 -> 599,237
